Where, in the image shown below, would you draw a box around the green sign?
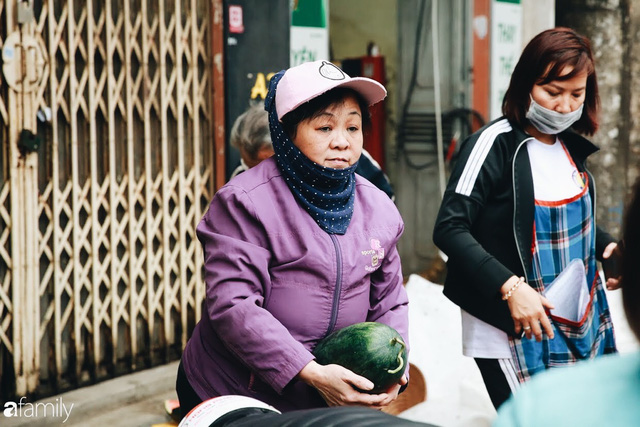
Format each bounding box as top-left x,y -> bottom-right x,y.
291,0 -> 327,28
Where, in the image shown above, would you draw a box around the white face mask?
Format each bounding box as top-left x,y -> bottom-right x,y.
525,96 -> 584,135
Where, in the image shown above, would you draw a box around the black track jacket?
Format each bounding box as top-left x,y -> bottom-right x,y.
433,117 -> 615,337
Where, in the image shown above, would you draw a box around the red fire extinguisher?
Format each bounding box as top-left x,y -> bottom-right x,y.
342,47 -> 387,171
361,54 -> 386,171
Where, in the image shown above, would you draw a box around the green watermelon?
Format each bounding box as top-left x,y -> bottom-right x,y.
312,322 -> 408,394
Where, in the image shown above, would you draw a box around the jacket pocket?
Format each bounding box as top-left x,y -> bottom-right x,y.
247,371 -> 274,395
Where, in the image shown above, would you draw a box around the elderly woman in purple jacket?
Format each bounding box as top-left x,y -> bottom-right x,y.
176,60 -> 410,416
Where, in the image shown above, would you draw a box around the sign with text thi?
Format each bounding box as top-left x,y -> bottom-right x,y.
490,0 -> 522,120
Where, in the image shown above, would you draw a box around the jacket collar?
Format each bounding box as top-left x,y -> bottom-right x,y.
558,130 -> 600,161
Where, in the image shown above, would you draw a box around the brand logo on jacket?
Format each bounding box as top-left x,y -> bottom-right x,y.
362,238 -> 385,272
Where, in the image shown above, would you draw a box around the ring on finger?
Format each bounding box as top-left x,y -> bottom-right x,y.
523,326 -> 531,330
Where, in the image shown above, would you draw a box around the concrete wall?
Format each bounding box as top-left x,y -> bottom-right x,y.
557,0 -> 639,238
629,1 -> 640,183
391,0 -> 472,275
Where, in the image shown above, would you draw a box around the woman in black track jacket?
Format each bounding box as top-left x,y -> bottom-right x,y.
433,28 -> 620,409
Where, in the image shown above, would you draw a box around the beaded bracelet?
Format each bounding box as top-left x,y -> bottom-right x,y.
502,277 -> 525,301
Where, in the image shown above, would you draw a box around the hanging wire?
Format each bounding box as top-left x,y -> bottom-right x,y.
396,0 -> 444,177
397,0 -> 432,170
397,1 -> 486,174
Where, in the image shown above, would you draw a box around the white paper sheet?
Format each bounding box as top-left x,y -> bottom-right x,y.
543,258 -> 590,322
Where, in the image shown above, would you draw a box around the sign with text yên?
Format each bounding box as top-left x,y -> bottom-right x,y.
290,0 -> 329,66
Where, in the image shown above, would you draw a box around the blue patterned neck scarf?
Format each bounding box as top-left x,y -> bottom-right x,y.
264,71 -> 358,235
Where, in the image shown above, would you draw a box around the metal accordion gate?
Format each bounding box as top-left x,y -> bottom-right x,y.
0,0 -> 224,399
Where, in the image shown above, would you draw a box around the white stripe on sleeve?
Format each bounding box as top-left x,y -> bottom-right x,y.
455,119 -> 512,196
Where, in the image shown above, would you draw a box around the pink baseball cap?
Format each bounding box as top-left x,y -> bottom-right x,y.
275,60 -> 387,120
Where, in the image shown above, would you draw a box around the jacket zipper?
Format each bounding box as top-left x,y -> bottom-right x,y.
325,234 -> 343,337
586,168 -> 597,236
512,137 -> 534,277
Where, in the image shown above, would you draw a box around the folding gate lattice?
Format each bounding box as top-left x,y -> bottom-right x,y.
0,0 -> 223,399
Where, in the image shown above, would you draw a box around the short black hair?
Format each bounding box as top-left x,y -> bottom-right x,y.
280,87 -> 371,140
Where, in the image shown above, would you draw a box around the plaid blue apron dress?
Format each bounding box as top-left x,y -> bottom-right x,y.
509,147 -> 617,383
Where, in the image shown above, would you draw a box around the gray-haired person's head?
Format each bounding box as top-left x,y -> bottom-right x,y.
230,104 -> 273,168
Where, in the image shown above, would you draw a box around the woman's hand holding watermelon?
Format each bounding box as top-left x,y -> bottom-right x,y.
383,373 -> 408,403
298,360 -> 404,409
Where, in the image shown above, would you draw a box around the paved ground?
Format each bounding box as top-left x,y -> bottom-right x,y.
2,361 -> 180,427
78,389 -> 177,427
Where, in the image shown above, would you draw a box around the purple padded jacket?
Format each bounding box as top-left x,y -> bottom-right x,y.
181,157 -> 409,412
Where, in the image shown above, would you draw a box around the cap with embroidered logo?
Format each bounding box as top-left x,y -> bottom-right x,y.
274,60 -> 387,121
